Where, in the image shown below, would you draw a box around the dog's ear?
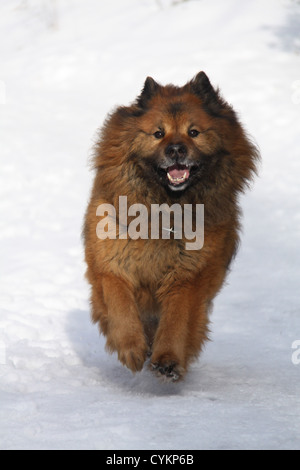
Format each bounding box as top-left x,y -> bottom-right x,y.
190,71 -> 217,100
189,71 -> 232,117
137,77 -> 161,108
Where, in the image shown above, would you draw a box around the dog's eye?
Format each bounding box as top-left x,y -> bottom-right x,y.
154,130 -> 165,139
188,129 -> 200,138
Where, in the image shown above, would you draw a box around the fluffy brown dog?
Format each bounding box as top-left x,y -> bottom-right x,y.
83,72 -> 259,382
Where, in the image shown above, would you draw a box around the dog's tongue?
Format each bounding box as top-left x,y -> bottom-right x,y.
167,164 -> 190,184
169,166 -> 187,178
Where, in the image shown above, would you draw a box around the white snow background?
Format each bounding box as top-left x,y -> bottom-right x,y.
0,0 -> 300,450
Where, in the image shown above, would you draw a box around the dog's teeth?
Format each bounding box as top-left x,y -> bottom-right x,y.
167,172 -> 188,184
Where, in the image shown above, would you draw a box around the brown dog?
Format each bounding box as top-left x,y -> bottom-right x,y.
83,72 -> 259,381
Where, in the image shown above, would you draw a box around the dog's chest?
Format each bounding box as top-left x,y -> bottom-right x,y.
109,237 -> 202,288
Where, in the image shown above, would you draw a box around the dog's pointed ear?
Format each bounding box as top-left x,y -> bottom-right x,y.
190,71 -> 216,99
143,77 -> 160,97
189,71 -> 233,118
137,77 -> 161,108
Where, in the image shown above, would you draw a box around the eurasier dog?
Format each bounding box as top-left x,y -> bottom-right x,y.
83,72 -> 259,382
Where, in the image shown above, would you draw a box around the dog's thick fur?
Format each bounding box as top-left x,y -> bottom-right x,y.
83,72 -> 259,381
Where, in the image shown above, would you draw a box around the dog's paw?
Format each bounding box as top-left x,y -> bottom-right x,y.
150,360 -> 184,382
117,341 -> 148,373
106,334 -> 148,373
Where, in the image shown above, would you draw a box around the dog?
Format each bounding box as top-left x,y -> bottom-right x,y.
83,72 -> 259,381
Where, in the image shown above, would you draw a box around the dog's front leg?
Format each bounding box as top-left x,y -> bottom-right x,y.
151,278 -> 211,382
101,274 -> 148,373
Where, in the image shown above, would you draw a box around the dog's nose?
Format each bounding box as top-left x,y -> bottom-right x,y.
165,143 -> 187,159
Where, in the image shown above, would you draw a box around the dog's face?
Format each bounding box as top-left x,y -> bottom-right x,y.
133,95 -> 223,192
96,72 -> 258,201
129,73 -> 233,193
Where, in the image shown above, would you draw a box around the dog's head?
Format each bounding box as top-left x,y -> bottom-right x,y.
128,72 -> 248,194
96,72 -> 259,199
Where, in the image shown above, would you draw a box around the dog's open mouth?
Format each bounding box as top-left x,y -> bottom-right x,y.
166,163 -> 190,187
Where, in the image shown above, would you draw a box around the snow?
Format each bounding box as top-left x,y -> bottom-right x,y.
0,0 -> 300,450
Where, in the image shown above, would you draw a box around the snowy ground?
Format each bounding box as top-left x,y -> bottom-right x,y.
0,0 -> 300,450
